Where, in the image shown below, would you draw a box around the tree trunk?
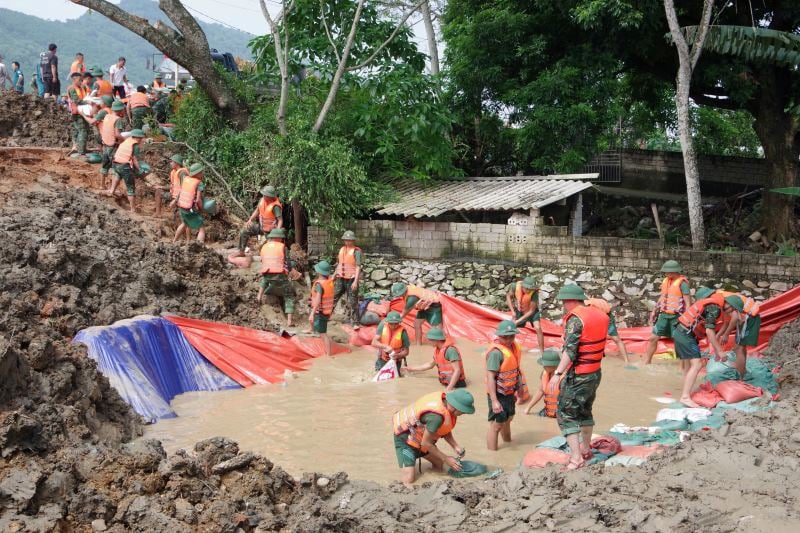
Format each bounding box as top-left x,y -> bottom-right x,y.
70,0 -> 249,129
752,66 -> 800,239
674,66 -> 706,250
421,1 -> 439,75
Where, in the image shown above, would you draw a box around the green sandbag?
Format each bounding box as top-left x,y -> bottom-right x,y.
448,460 -> 488,478
652,419 -> 689,431
688,414 -> 726,431
139,162 -> 151,174
86,153 -> 102,164
607,431 -> 647,446
536,435 -> 568,450
743,357 -> 778,394
651,430 -> 682,446
202,198 -> 217,215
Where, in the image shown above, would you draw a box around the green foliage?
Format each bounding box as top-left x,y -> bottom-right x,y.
0,0 -> 251,84
776,240 -> 797,257
682,25 -> 800,69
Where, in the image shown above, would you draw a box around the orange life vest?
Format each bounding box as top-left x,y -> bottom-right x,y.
585,298 -> 611,315
677,298 -> 724,338
719,291 -> 760,317
152,80 -> 166,89
313,278 -> 335,316
485,341 -> 521,396
169,167 -> 187,199
392,392 -> 456,452
514,282 -> 537,312
100,113 -> 120,147
564,305 -> 609,375
542,370 -> 565,418
67,85 -> 87,114
177,176 -> 201,210
259,241 -> 287,275
258,197 -> 282,231
405,285 -> 441,310
335,245 -> 361,279
129,92 -> 150,108
113,138 -> 138,164
433,338 -> 466,386
658,276 -> 689,314
70,60 -> 85,74
95,79 -> 113,96
379,324 -> 406,361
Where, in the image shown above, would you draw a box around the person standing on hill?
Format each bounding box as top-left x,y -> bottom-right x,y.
333,230 -> 362,328
11,62 -> 24,93
237,186 -> 283,255
506,276 -> 545,354
550,285 -> 609,470
172,163 -> 207,244
643,260 -> 692,364
128,86 -> 152,129
70,53 -> 85,75
109,57 -> 128,99
66,72 -> 89,157
256,228 -> 295,327
97,100 -> 126,189
92,68 -> 114,97
152,72 -> 167,90
110,129 -> 146,212
42,44 -> 60,100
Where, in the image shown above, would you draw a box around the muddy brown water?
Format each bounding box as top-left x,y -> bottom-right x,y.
145,340 -> 684,485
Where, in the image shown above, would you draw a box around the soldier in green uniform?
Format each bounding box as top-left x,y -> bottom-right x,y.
333,230 -> 362,327
549,285 -> 609,470
67,71 -> 88,157
644,260 -> 693,364
256,228 -> 296,328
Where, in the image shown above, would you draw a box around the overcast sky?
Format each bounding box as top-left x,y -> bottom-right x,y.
1,0 -> 277,36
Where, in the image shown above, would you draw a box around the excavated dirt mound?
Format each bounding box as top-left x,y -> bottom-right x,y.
0,91 -> 71,148
1,151 -> 800,531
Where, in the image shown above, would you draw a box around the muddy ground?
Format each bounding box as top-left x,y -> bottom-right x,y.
1,143 -> 799,531
0,92 -> 71,148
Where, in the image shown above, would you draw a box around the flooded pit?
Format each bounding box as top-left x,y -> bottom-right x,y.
145,339 -> 684,485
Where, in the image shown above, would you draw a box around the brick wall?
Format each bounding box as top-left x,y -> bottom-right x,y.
308,219 -> 800,281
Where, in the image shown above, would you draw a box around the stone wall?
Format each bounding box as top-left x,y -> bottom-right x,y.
356,255 -> 788,326
308,220 -> 800,281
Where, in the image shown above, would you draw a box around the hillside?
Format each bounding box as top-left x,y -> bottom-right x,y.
0,0 -> 253,87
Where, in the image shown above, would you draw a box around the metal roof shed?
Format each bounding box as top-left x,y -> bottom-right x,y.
376,174 -> 597,219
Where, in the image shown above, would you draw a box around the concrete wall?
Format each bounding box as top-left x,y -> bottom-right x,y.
308,219 -> 800,281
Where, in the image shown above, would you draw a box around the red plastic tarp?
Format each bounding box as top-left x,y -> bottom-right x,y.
348,285 -> 800,355
166,316 -> 350,387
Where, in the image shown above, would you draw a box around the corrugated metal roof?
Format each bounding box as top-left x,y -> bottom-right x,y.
376,174 -> 597,218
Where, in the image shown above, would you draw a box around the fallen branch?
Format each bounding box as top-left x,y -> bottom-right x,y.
164,141 -> 248,217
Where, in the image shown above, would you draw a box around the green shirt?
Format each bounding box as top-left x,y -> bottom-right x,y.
680,282 -> 690,295
94,110 -> 108,121
420,412 -> 443,434
563,315 -> 583,362
272,205 -> 282,218
68,86 -> 85,106
376,321 -> 410,349
486,348 -> 504,372
444,346 -> 460,362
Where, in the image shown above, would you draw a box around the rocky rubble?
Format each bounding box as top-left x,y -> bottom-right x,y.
358,255 -> 787,325
0,91 -> 71,148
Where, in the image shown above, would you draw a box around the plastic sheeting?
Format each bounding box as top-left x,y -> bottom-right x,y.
165,316 -> 350,387
347,285 -> 800,356
74,316 -> 239,421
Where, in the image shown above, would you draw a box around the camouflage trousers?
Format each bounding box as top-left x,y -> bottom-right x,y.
557,371 -> 601,436
71,115 -> 88,154
333,277 -> 359,324
260,274 -> 295,314
239,222 -> 265,253
131,106 -> 152,130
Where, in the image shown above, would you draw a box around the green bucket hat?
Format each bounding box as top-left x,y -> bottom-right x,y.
314,260 -> 332,276
342,230 -> 356,241
154,73 -> 163,79
522,276 -> 537,290
695,286 -> 715,300
445,389 -> 475,414
494,319 -> 520,337
724,295 -> 744,312
260,185 -> 277,197
391,282 -> 408,298
130,129 -> 145,138
538,349 -> 561,367
660,260 -> 683,273
426,327 -> 446,341
556,284 -> 587,301
188,162 -> 204,176
101,95 -> 114,106
170,154 -> 184,165
386,311 -> 403,324
111,101 -> 125,111
91,67 -> 103,76
268,228 -> 286,239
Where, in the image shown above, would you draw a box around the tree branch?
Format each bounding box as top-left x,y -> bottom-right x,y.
664,0 -> 691,65
320,1 -> 342,63
260,0 -> 291,136
158,0 -> 207,50
346,0 -> 426,71
689,0 -> 715,71
71,0 -> 172,50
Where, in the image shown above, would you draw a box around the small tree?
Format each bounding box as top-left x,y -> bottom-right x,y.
71,0 -> 249,128
664,0 -> 714,250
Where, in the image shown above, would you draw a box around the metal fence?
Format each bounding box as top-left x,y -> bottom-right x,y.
583,149 -> 622,183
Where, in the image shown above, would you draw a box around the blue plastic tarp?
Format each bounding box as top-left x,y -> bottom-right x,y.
74,315 -> 239,421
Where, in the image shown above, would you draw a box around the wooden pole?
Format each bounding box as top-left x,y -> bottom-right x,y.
651,203 -> 664,243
